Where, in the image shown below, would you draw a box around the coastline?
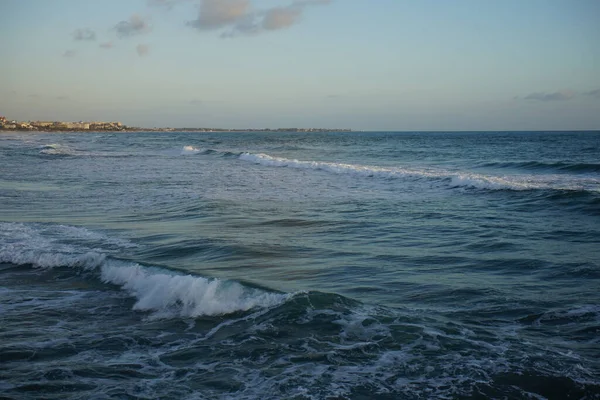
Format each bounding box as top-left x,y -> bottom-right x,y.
0,128 -> 353,133
0,117 -> 351,133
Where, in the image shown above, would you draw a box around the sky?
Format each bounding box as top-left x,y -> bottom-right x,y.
1,0 -> 599,130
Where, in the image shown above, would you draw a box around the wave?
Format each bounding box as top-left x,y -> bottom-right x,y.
0,222 -> 287,318
3,223 -> 598,399
236,151 -> 600,193
478,161 -> 600,174
180,145 -> 235,157
180,145 -> 202,155
39,143 -> 82,156
519,305 -> 600,325
38,144 -> 133,158
176,146 -> 600,193
101,261 -> 286,318
239,152 -> 411,178
448,174 -> 585,191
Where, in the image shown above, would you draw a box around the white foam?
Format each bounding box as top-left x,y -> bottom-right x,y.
565,304 -> 600,317
239,152 -> 437,179
39,143 -> 81,156
334,308 -> 391,343
100,262 -> 288,318
0,222 -> 288,318
37,143 -> 137,158
0,246 -> 105,270
0,222 -> 136,255
450,174 -> 581,191
181,145 -> 202,155
238,151 -> 600,192
0,222 -> 106,269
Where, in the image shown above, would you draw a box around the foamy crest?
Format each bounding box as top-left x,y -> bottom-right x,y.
450,174 -> 535,190
101,262 -> 288,318
0,222 -> 287,318
0,247 -> 105,269
239,152 -> 432,179
39,143 -> 81,156
0,222 -> 105,269
181,145 -> 202,155
450,173 -> 600,192
238,151 -> 600,192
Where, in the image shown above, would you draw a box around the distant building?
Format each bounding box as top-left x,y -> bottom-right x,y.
32,121 -> 55,127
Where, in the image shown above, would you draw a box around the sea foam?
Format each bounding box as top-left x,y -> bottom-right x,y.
101,261 -> 287,318
181,145 -> 202,155
0,222 -> 287,318
238,152 -> 438,179
237,151 -> 600,192
39,143 -> 80,156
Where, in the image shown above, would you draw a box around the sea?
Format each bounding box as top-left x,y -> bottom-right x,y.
1,130 -> 599,399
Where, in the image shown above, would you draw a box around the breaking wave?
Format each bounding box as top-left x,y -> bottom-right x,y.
236,151 -> 600,193
101,261 -> 286,318
2,222 -> 598,398
38,144 -> 132,158
39,143 -> 82,156
0,222 -> 288,318
181,145 -> 202,155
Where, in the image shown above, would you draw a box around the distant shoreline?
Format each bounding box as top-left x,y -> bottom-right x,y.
3,129 -> 599,134
0,118 -> 351,133
0,128 -> 354,133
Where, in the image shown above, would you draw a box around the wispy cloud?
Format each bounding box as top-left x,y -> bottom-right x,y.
56,95 -> 69,101
99,42 -> 114,49
63,50 -> 77,58
115,15 -> 150,38
136,44 -> 150,57
73,28 -> 96,41
522,90 -> 576,102
188,0 -> 332,38
583,89 -> 600,99
189,99 -> 203,105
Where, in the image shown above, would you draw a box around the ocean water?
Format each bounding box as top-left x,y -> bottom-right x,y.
1,130 -> 599,399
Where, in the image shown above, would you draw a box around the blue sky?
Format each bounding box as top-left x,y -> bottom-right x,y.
1,0 -> 599,130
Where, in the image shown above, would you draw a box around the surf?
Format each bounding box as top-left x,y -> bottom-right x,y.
181,148 -> 600,193
0,222 -> 288,318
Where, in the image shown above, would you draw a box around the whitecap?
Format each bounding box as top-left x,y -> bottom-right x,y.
181,145 -> 202,155
237,151 -> 600,192
100,261 -> 288,318
0,222 -> 288,318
